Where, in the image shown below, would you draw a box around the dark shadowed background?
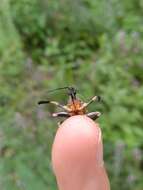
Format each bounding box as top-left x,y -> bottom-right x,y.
0,0 -> 143,189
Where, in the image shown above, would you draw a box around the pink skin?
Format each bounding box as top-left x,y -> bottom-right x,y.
52,115 -> 110,190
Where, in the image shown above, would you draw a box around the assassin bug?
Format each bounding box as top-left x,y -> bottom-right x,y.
38,86 -> 101,120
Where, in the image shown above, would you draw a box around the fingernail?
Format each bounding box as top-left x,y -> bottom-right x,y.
96,128 -> 104,167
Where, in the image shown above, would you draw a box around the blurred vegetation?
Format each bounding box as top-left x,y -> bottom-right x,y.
0,0 -> 143,189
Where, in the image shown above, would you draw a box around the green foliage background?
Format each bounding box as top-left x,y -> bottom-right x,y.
0,0 -> 143,189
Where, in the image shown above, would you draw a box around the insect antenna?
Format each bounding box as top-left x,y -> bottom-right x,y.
47,86 -> 69,94
37,86 -> 76,105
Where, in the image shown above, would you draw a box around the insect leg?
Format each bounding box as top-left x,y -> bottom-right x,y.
38,100 -> 70,111
86,112 -> 101,120
80,96 -> 101,109
52,112 -> 71,118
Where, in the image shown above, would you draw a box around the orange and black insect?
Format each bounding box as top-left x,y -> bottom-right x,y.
38,86 -> 101,120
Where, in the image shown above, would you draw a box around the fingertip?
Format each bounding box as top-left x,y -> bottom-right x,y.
52,115 -> 103,169
52,115 -> 109,190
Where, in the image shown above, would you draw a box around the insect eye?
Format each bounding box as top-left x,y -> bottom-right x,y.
72,90 -> 76,96
72,87 -> 76,94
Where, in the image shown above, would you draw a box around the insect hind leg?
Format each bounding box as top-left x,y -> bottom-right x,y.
86,112 -> 101,120
52,112 -> 70,118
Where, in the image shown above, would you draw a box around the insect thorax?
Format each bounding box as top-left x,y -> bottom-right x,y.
67,99 -> 86,115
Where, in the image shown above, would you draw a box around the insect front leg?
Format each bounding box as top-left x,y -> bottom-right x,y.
38,100 -> 70,112
80,96 -> 101,109
86,112 -> 101,120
